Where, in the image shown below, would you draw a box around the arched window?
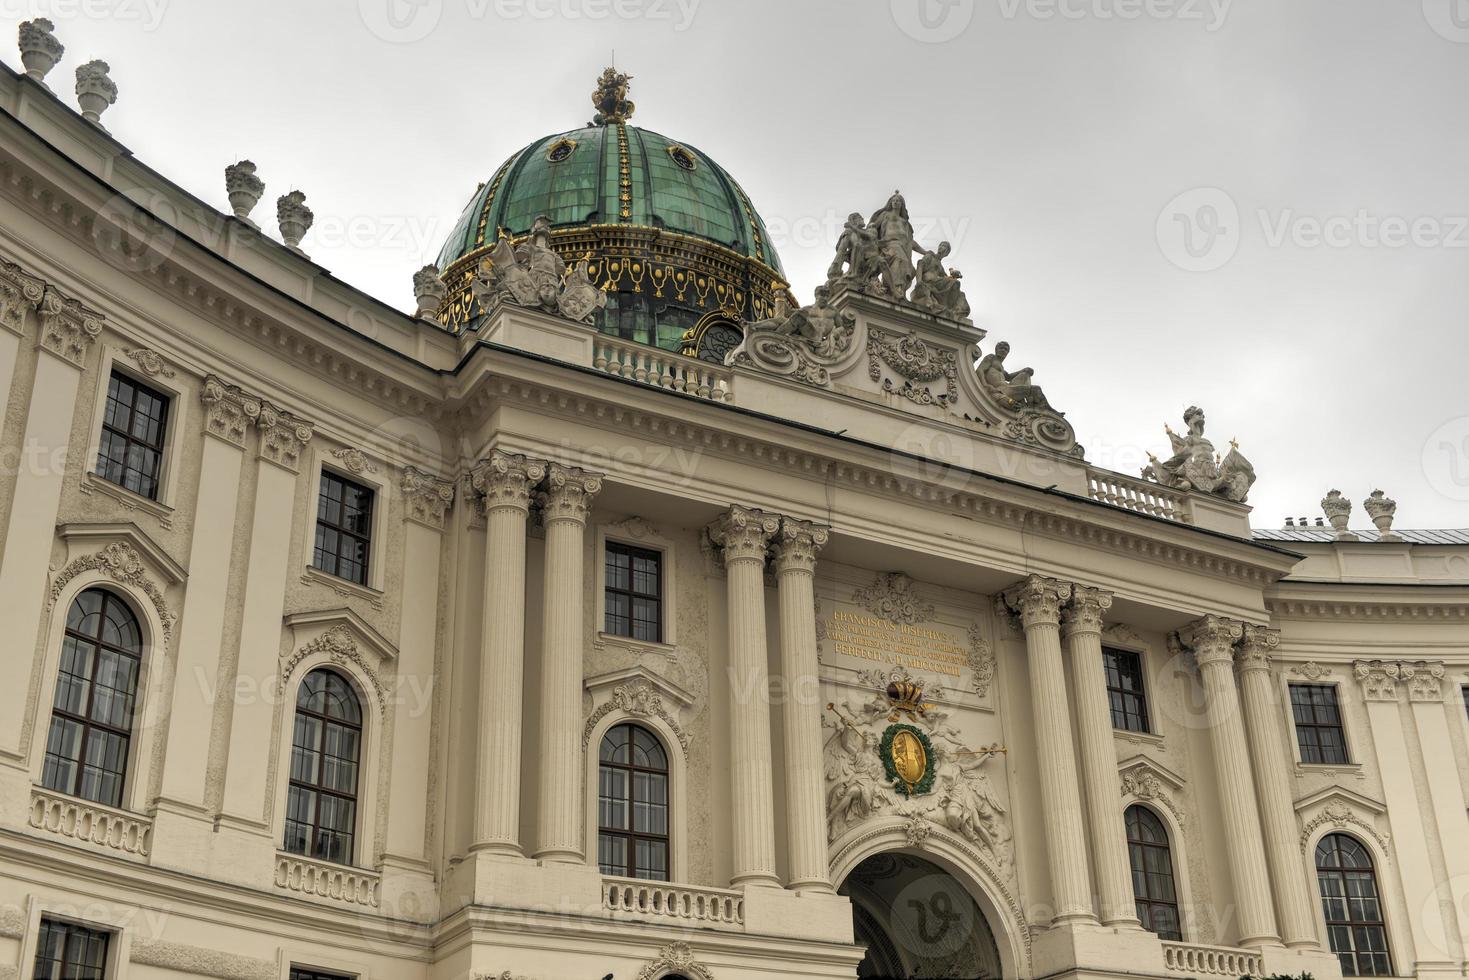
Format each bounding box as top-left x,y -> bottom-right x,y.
598,723 -> 669,880
42,588 -> 143,808
284,669 -> 362,864
1126,804 -> 1182,940
1317,833 -> 1392,976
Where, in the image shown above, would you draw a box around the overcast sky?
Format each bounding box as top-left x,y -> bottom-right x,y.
10,0 -> 1469,530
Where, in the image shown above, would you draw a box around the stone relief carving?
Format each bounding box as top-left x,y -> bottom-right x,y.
1119,763 -> 1185,826
866,325 -> 958,406
1291,661 -> 1334,681
39,287 -> 104,365
122,347 -> 175,378
725,284 -> 857,387
825,192 -> 971,322
582,680 -> 691,751
330,446 -> 377,475
130,939 -> 275,980
279,624 -> 386,714
853,571 -> 936,625
472,215 -> 607,324
48,541 -> 176,644
825,683 -> 1009,866
1298,797 -> 1390,855
1141,406 -> 1256,503
0,259 -> 46,335
636,941 -> 714,980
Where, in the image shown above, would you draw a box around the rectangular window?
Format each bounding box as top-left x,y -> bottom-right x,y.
313,471 -> 374,586
1291,683 -> 1350,765
94,370 -> 169,501
604,541 -> 662,643
1103,647 -> 1151,733
32,918 -> 110,980
289,970 -> 354,980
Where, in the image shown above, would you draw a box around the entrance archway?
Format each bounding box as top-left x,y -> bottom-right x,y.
839,852 -> 1004,979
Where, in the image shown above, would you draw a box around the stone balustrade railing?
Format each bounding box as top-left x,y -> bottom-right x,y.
602,876 -> 745,929
28,786 -> 152,857
1160,940 -> 1263,977
592,338 -> 733,403
1087,468 -> 1191,523
273,852 -> 380,908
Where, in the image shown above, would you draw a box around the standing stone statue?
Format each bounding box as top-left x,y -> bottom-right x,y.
911,242 -> 970,320
825,212 -> 881,290
1141,406 -> 1256,502
869,191 -> 920,300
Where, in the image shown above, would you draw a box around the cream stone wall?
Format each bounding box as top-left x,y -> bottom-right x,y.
1,58 -> 1467,980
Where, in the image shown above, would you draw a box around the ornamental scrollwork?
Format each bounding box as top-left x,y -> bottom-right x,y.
582,681 -> 690,751
279,625 -> 386,715
48,541 -> 176,644
1119,763 -> 1185,826
39,287 -> 103,366
122,348 -> 176,378
635,941 -> 714,980
725,284 -> 856,388
866,326 -> 958,406
1298,798 -> 1390,856
852,571 -> 935,626
0,259 -> 46,335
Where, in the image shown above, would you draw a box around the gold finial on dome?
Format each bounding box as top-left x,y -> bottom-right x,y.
592,67 -> 635,124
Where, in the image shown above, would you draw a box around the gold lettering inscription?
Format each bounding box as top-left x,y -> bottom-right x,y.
822,609 -> 970,678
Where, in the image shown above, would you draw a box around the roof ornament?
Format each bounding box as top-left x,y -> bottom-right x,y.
225,160 -> 265,225
276,190 -> 314,255
824,191 -> 971,323
591,67 -> 635,124
1320,490 -> 1358,540
1363,490 -> 1401,541
471,215 -> 606,324
74,59 -> 117,128
725,283 -> 856,387
18,19 -> 64,86
1141,406 -> 1256,503
413,265 -> 447,322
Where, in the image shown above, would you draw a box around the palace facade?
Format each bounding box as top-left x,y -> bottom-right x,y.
2,35 -> 1467,980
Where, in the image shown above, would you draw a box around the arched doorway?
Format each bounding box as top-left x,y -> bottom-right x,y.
839,852 -> 1004,979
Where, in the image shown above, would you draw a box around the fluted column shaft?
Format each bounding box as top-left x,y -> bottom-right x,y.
710,506 -> 781,888
470,451 -> 546,854
1181,616 -> 1279,947
1004,575 -> 1095,924
1064,587 -> 1141,928
535,464 -> 602,862
1237,626 -> 1319,948
773,518 -> 833,893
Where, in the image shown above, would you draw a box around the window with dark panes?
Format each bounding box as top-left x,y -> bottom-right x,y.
284,669 -> 362,865
1126,804 -> 1182,941
41,589 -> 142,808
1290,683 -> 1350,764
1103,647 -> 1151,733
288,969 -> 354,980
598,723 -> 669,880
95,370 -> 169,500
32,918 -> 110,980
604,541 -> 663,642
1317,833 -> 1392,976
313,471 -> 374,585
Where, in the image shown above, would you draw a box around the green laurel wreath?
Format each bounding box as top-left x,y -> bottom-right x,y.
879,722 -> 936,797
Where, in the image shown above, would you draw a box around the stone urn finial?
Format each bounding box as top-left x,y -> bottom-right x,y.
18,19 -> 64,85
1363,490 -> 1401,542
412,264 -> 447,320
74,60 -> 118,126
276,191 -> 313,254
224,160 -> 265,224
1320,489 -> 1357,541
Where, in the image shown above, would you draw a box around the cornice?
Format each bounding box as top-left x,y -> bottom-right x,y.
1266,586 -> 1469,621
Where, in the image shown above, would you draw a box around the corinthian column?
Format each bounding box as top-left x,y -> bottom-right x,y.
1002,575 -> 1095,925
469,451 -> 546,855
1178,616 -> 1279,947
1063,586 -> 1139,928
534,464 -> 603,863
1236,626 -> 1319,948
772,517 -> 833,893
709,505 -> 781,888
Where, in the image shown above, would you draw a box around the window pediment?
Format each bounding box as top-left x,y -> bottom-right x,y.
583,666 -> 693,751
1295,787 -> 1390,854
280,609 -> 398,716
49,524 -> 183,644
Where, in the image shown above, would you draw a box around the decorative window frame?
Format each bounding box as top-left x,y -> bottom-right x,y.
81,344 -> 189,519
34,527 -> 183,815
277,945 -> 371,980
1281,678 -> 1357,768
15,892 -> 135,980
304,447 -> 391,597
1296,795 -> 1403,968
594,515 -> 679,652
271,609 -> 397,875
582,666 -> 694,880
1118,756 -> 1197,942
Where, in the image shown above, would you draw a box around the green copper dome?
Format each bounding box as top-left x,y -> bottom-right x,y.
431,70 -> 790,352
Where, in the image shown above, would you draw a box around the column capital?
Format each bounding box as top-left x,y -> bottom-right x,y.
0,259 -> 45,337
256,402 -> 314,472
1236,624 -> 1281,672
772,517 -> 829,575
1403,660 -> 1447,703
1175,614 -> 1244,668
200,375 -> 263,448
538,463 -> 603,525
471,450 -> 547,513
38,287 -> 102,367
400,465 -> 456,531
707,505 -> 780,565
1353,659 -> 1402,702
1062,585 -> 1113,637
1002,574 -> 1072,629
